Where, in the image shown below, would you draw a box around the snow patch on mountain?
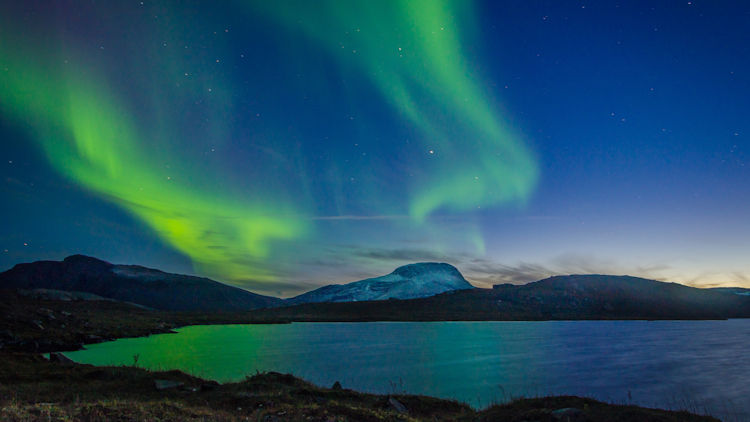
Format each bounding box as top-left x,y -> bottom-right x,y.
288,262 -> 474,305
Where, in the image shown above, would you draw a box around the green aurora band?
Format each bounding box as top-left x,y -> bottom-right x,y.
0,0 -> 537,286
0,46 -> 305,282
246,0 -> 538,220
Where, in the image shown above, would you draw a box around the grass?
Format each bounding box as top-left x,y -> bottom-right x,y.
0,352 -> 473,421
0,352 -> 723,422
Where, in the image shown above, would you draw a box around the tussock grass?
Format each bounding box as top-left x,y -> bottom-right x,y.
0,352 -> 722,422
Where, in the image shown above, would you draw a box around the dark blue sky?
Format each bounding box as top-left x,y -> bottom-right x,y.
1,1 -> 748,296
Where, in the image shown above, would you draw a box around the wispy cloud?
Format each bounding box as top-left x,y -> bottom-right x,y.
350,247 -> 453,262
458,254 -> 677,287
461,259 -> 555,286
311,215 -> 409,221
235,279 -> 321,297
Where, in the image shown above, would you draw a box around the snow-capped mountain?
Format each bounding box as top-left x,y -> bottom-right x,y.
287,262 -> 474,305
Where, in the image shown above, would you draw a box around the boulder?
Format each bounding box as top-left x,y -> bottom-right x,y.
154,379 -> 184,390
49,352 -> 74,365
200,380 -> 220,391
388,396 -> 408,413
551,407 -> 583,420
85,334 -> 103,343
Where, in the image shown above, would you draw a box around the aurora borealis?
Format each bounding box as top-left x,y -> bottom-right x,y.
245,0 -> 538,220
1,1 -> 749,295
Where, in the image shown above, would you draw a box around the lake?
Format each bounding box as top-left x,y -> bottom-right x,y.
64,320 -> 750,420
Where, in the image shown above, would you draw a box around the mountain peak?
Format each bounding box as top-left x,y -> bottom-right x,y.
63,254 -> 111,265
391,262 -> 463,279
58,255 -> 114,274
288,262 -> 473,305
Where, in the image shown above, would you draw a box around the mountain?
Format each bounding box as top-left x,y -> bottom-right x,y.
15,288 -> 152,308
254,274 -> 750,321
711,287 -> 750,296
4,256 -> 749,320
490,274 -> 750,319
0,255 -> 283,312
287,262 -> 474,305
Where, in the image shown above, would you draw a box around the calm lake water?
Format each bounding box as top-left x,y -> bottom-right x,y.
65,320 -> 750,420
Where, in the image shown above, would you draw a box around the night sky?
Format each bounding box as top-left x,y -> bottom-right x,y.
1,1 -> 748,296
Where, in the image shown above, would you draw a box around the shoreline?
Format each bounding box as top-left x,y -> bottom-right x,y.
61,321 -> 745,420
0,352 -> 721,422
0,292 -> 730,421
54,317 -> 743,355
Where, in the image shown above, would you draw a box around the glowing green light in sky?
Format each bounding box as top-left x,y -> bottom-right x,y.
0,0 -> 538,289
246,0 -> 538,220
0,47 -> 306,282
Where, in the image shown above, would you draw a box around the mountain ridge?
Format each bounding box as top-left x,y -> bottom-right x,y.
252,273 -> 750,321
3,255 -> 750,320
0,255 -> 282,312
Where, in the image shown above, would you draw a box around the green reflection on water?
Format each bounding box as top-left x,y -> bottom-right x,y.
64,322 -> 550,405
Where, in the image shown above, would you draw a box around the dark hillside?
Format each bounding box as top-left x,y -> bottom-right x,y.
0,255 -> 283,312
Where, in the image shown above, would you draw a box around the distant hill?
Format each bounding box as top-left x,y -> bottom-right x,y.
287,262 -> 474,305
710,287 -> 750,296
3,256 -> 749,320
254,274 -> 750,321
0,255 -> 283,312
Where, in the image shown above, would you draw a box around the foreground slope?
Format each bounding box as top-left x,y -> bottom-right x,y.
0,353 -> 718,422
287,262 -> 474,305
0,255 -> 282,312
257,274 -> 750,321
